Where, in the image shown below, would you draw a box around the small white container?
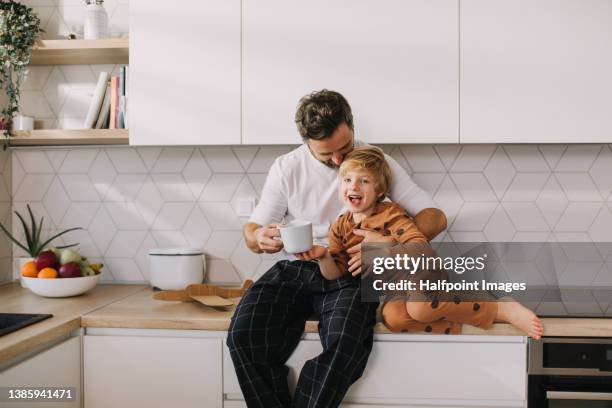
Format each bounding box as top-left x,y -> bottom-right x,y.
12,115 -> 34,131
84,1 -> 108,40
148,247 -> 206,290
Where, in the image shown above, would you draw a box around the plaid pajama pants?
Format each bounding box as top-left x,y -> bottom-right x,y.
226,260 -> 378,408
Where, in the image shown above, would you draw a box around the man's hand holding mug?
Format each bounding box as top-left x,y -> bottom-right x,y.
255,224 -> 284,253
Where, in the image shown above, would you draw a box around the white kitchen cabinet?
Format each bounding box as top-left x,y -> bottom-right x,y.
242,0 -> 459,144
225,402 -> 468,408
461,0 -> 612,143
129,0 -> 241,145
224,334 -> 526,407
0,336 -> 81,408
84,334 -> 222,408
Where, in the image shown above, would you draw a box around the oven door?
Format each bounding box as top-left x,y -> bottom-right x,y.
529,338 -> 612,408
529,375 -> 612,407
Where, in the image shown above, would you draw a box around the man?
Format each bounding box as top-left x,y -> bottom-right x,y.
227,90 -> 447,408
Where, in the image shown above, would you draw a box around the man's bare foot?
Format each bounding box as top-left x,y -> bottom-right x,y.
496,300 -> 544,339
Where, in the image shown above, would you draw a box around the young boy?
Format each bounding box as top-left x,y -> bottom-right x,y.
296,146 -> 544,339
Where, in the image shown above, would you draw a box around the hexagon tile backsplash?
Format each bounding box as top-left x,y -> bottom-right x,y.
6,143 -> 612,285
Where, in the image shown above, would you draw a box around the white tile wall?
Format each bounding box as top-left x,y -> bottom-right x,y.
8,144 -> 612,285
9,145 -> 294,284
0,148 -> 11,284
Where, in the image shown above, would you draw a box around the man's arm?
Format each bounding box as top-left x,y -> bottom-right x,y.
385,154 -> 447,240
413,208 -> 447,241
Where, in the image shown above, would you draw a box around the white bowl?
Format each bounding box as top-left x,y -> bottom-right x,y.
22,275 -> 100,298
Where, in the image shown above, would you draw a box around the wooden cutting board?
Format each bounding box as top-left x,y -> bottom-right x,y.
152,280 -> 253,308
189,295 -> 234,308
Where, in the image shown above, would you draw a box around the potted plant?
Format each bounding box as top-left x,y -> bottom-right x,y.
0,204 -> 81,285
0,1 -> 43,143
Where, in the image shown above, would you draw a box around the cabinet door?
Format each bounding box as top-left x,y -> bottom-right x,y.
224,336 -> 525,406
461,0 -> 612,143
84,335 -> 222,408
242,0 -> 459,144
129,0 -> 241,145
0,336 -> 81,408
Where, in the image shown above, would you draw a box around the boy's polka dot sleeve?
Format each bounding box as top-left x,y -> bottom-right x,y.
328,218 -> 349,275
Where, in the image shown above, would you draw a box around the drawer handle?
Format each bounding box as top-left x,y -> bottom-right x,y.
547,391 -> 612,401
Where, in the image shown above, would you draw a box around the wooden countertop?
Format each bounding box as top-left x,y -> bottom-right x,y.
0,283 -> 146,365
81,287 -> 612,337
4,283 -> 612,366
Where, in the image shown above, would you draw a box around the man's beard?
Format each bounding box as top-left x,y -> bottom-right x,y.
320,159 -> 339,169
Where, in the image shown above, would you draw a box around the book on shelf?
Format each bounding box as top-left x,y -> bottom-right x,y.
86,66 -> 128,130
84,72 -> 109,129
95,83 -> 111,129
109,75 -> 118,129
123,66 -> 129,128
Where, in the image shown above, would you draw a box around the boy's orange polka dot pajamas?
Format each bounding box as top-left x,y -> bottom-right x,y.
328,201 -> 497,334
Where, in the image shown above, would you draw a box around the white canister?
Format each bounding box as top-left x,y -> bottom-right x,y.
148,248 -> 206,290
84,1 -> 108,40
12,115 -> 34,131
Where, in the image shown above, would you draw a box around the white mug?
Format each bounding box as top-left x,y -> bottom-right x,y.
279,220 -> 313,254
12,115 -> 34,131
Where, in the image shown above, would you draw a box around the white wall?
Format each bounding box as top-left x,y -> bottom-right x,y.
0,148 -> 11,285
9,144 -> 612,286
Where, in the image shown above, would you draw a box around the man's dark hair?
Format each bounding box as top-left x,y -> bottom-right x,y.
295,89 -> 354,140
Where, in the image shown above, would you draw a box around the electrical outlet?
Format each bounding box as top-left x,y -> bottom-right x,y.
236,197 -> 257,217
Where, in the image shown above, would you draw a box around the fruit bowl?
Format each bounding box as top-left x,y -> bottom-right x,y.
22,275 -> 100,298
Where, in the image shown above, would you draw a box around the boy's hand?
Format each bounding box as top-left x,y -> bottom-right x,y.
295,245 -> 327,261
347,229 -> 396,276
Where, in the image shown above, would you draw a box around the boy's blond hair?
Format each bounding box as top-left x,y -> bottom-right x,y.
339,146 -> 392,202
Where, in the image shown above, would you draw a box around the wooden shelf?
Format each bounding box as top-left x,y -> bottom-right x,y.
9,129 -> 129,146
30,38 -> 129,65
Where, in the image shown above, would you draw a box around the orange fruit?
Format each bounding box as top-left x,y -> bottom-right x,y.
21,261 -> 38,278
38,267 -> 58,279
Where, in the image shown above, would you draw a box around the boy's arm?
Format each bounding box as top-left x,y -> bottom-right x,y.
294,245 -> 344,280
318,251 -> 345,280
297,220 -> 350,280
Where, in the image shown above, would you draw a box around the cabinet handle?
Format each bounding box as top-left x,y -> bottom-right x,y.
547,391 -> 612,401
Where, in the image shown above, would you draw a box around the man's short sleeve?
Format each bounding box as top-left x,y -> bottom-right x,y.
249,159 -> 288,226
385,153 -> 438,216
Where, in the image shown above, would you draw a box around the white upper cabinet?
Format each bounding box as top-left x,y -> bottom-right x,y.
129,0 -> 241,145
461,0 -> 612,143
242,0 -> 459,145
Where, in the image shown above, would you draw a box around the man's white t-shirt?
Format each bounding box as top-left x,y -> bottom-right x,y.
249,140 -> 438,254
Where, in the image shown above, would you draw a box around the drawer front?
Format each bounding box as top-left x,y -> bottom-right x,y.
349,339 -> 526,401
224,337 -> 526,403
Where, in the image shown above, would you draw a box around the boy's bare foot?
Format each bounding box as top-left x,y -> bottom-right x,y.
496,299 -> 544,339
